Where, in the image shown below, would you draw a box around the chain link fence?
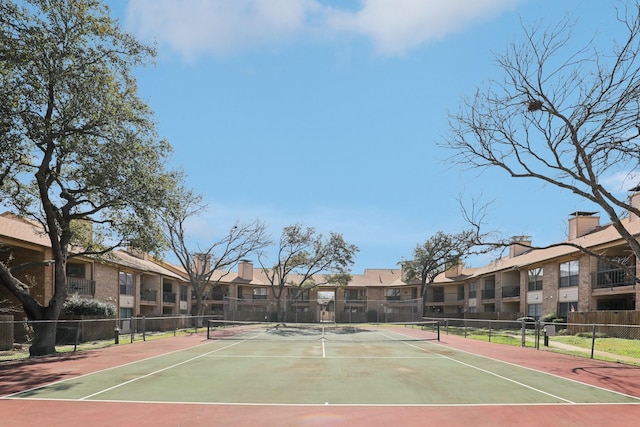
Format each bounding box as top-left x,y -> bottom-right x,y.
2,313 -> 639,365
428,317 -> 640,365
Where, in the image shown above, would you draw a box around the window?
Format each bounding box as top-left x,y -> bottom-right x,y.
432,287 -> 444,302
560,260 -> 579,287
527,303 -> 542,319
344,289 -> 363,301
119,272 -> 134,295
385,288 -> 401,300
288,288 -> 310,301
558,302 -> 577,318
528,268 -> 543,291
179,286 -> 188,301
66,263 -> 86,278
457,285 -> 465,301
469,283 -> 477,298
484,278 -> 495,290
253,287 -> 267,299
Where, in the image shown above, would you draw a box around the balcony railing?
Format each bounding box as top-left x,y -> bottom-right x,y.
141,289 -> 158,302
481,289 -> 495,300
502,285 -> 520,298
66,277 -> 95,296
592,267 -> 636,289
163,292 -> 176,304
432,294 -> 444,303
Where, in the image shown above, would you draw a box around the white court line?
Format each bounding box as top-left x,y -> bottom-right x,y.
423,338 -> 640,402
2,338 -> 219,399
8,396 -> 640,407
375,330 -> 577,403
80,333 -> 269,400
391,332 -> 640,403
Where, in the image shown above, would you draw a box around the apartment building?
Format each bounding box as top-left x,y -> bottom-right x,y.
3,194 -> 640,324
424,208 -> 640,319
0,212 -> 191,331
201,263 -> 421,323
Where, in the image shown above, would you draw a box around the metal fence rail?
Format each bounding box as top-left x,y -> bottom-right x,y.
2,315 -> 640,366
425,317 -> 640,365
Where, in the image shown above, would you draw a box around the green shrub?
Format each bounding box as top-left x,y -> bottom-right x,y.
63,295 -> 116,317
541,313 -> 560,322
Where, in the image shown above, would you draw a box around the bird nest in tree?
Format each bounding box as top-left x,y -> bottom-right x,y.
527,99 -> 543,112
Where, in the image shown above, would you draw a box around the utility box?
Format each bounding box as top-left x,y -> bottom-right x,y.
544,324 -> 556,336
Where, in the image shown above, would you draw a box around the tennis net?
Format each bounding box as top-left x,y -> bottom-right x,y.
206,320 -> 440,342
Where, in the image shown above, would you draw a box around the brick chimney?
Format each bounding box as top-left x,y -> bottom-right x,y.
568,211 -> 599,240
509,236 -> 531,258
445,263 -> 463,278
238,260 -> 253,281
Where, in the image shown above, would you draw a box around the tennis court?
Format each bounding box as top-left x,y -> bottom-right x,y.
2,321 -> 640,426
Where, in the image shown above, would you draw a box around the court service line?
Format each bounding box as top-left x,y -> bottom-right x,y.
80,334 -> 266,401
2,337 -> 223,399
374,330 -> 575,404
402,338 -> 576,403
425,339 -> 640,402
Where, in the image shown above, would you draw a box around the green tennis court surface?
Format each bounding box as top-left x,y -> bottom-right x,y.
6,323 -> 640,406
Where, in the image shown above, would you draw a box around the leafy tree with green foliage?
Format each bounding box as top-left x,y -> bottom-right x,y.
258,224 -> 358,322
0,0 -> 181,356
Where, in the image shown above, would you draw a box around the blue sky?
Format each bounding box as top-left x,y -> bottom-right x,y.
104,0 -> 627,273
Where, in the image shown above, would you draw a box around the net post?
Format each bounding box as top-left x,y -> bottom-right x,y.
437,321 -> 440,341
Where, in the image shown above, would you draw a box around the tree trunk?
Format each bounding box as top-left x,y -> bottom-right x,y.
193,293 -> 206,327
275,298 -> 284,322
29,320 -> 58,357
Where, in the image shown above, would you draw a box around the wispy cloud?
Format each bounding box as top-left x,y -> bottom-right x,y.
601,171 -> 640,193
125,0 -> 521,59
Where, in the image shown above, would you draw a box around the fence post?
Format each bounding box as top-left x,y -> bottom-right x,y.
142,316 -> 146,342
521,320 -> 525,347
590,324 -> 596,359
130,317 -> 134,343
74,320 -> 81,352
488,322 -> 492,343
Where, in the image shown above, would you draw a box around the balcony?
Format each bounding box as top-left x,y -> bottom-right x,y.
432,294 -> 444,303
502,285 -> 520,298
592,267 -> 636,289
141,289 -> 158,303
66,277 -> 95,296
481,289 -> 495,300
163,292 -> 176,304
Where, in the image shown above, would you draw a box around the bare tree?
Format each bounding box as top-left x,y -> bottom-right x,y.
258,224 -> 358,322
163,190 -> 270,325
444,2 -> 640,267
